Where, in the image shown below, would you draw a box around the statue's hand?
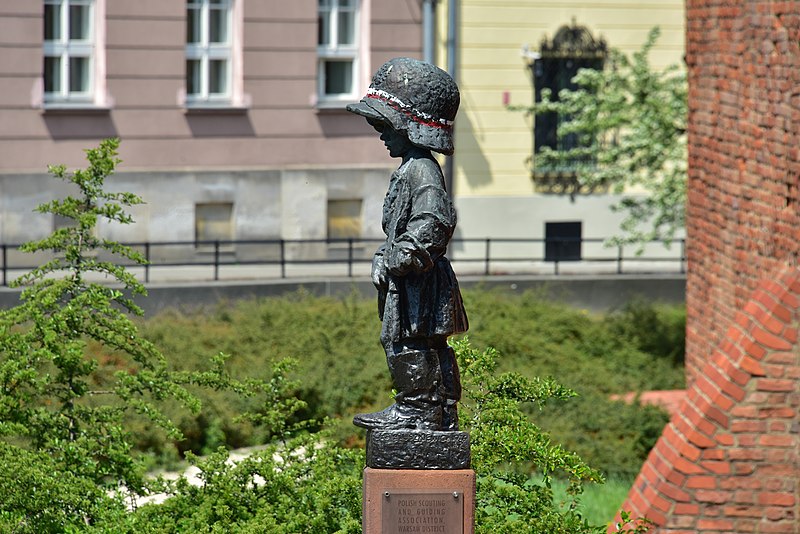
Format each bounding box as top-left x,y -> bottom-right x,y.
385,244 -> 425,276
372,254 -> 388,289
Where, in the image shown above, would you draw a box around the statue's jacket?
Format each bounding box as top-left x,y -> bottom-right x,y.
376,155 -> 469,343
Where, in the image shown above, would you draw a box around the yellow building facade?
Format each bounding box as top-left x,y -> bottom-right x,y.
435,0 -> 685,252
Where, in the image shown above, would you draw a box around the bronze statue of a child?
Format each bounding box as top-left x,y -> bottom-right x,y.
347,58 -> 468,432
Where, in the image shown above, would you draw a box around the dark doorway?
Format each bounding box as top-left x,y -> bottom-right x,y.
545,221 -> 582,262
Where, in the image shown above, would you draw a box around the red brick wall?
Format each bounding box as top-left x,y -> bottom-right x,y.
615,273 -> 799,532
684,0 -> 800,383
616,1 -> 800,532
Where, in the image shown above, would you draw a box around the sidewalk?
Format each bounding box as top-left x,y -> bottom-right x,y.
0,268 -> 686,316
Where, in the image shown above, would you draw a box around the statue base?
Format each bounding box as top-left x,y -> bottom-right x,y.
362,467 -> 476,534
366,429 -> 470,470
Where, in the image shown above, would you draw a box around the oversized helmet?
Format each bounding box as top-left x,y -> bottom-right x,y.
346,57 -> 460,156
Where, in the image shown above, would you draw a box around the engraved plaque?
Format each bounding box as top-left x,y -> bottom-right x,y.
382,490 -> 464,534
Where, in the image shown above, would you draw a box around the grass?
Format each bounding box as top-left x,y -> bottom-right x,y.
553,477 -> 635,528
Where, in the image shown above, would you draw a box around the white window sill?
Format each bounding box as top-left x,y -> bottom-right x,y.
316,97 -> 357,111
183,98 -> 250,115
184,102 -> 249,115
41,103 -> 111,115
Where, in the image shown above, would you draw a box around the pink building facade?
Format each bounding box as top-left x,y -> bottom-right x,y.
0,0 -> 422,248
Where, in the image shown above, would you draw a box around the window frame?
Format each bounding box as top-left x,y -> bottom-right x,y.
185,0 -> 239,108
327,198 -> 363,241
43,0 -> 98,106
317,0 -> 361,107
194,201 -> 235,253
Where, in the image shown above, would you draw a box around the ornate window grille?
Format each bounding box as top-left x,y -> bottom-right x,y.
530,22 -> 607,193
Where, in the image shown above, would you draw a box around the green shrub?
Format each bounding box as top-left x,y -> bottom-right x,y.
0,140 -> 307,530
607,299 -> 686,365
130,291 -> 388,454
456,289 -> 681,478
91,433 -> 365,533
125,287 -> 683,476
0,138 -> 194,498
88,340 -> 645,533
460,289 -> 684,392
535,393 -> 670,479
453,339 -> 603,533
0,441 -> 124,533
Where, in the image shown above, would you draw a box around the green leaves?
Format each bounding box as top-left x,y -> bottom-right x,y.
0,139 -> 341,530
453,339 -> 601,483
19,139 -> 145,290
451,338 -> 608,533
0,140 -> 208,524
0,441 -> 124,534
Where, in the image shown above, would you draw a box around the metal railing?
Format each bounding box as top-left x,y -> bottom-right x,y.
0,237 -> 686,287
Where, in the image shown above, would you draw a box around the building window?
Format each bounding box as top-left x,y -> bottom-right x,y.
544,221 -> 582,262
317,0 -> 359,105
327,199 -> 362,240
195,202 -> 234,249
530,22 -> 606,185
186,0 -> 234,106
43,0 -> 96,105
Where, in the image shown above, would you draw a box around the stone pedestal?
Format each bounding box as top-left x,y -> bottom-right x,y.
362,430 -> 475,533
362,467 -> 476,534
366,429 -> 470,470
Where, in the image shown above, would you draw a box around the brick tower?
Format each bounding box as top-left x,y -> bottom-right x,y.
616,1 -> 800,532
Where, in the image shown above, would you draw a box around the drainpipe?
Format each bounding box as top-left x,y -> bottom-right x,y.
446,0 -> 457,80
444,0 -> 458,198
422,0 -> 436,65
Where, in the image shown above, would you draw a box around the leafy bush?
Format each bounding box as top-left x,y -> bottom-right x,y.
0,140 -> 307,529
124,287 -> 683,477
89,432 -> 365,533
0,138 -> 196,498
535,393 -> 671,479
128,291 -> 387,455
458,289 -> 681,478
460,289 -> 684,393
512,26 -> 687,248
0,441 -> 124,533
87,340 -> 643,533
607,299 -> 686,365
453,339 -> 602,532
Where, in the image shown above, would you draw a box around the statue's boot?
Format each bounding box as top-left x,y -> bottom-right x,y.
438,346 -> 462,431
353,350 -> 442,430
